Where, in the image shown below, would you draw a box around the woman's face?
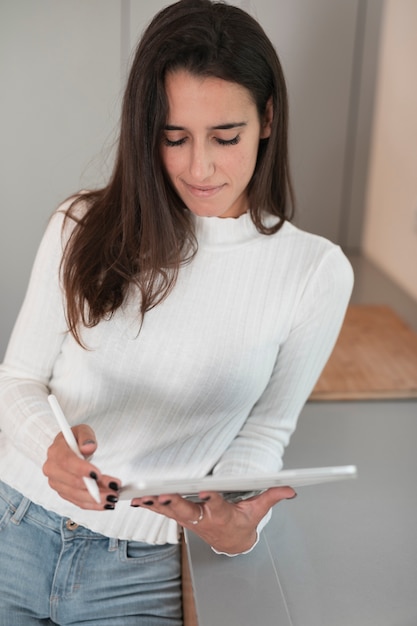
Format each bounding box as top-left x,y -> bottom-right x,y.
161,70 -> 272,218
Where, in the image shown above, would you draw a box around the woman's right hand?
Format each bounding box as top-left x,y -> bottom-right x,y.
42,424 -> 121,510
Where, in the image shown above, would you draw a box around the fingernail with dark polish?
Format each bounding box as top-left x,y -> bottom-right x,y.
130,503 -> 140,508
161,500 -> 171,506
106,495 -> 118,504
144,500 -> 154,506
104,504 -> 115,510
108,482 -> 119,492
90,471 -> 98,480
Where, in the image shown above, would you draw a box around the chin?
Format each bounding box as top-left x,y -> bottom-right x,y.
186,205 -> 224,218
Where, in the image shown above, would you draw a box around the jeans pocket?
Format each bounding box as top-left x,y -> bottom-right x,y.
0,489 -> 15,532
0,481 -> 31,531
123,540 -> 179,564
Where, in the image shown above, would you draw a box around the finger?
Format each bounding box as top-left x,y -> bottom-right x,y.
168,492 -> 231,528
43,435 -> 120,509
132,493 -> 209,528
130,492 -> 186,507
45,471 -> 98,509
96,474 -> 122,510
72,424 -> 98,458
195,491 -> 227,513
98,476 -> 122,493
231,486 -> 297,522
260,485 -> 297,507
44,442 -> 101,487
47,472 -> 121,510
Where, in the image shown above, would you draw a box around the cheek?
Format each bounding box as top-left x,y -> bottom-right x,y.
161,150 -> 181,181
232,146 -> 259,181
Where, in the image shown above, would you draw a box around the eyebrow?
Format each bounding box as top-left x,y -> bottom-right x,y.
164,122 -> 247,131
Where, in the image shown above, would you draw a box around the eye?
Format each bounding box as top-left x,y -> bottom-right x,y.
215,135 -> 241,146
163,136 -> 187,147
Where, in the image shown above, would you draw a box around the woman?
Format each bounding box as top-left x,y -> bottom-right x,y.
0,0 -> 353,624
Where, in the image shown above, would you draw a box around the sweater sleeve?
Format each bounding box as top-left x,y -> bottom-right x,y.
212,246 -> 354,477
0,208 -> 72,466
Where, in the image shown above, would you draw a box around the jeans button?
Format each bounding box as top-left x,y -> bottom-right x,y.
66,519 -> 79,530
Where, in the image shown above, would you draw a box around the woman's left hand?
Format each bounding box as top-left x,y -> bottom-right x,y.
130,486 -> 296,554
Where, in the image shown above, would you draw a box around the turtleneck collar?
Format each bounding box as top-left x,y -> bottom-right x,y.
192,211 -> 282,248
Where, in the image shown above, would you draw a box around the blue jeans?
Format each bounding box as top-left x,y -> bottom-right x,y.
0,481 -> 183,625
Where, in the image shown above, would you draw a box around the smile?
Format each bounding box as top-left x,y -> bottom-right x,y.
184,182 -> 226,198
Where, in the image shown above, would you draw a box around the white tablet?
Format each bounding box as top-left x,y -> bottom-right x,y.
119,465 -> 357,502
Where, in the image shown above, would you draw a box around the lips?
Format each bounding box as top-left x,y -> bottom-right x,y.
184,182 -> 225,198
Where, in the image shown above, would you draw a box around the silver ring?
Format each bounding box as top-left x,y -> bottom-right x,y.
188,504 -> 204,525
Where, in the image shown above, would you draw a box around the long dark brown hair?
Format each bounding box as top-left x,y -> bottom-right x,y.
62,0 -> 294,345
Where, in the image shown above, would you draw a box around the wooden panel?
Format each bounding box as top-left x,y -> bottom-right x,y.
311,305 -> 417,400
182,534 -> 199,626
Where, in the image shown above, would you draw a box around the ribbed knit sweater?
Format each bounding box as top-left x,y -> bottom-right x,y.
0,203 -> 353,544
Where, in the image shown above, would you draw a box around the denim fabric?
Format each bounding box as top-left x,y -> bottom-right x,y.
0,481 -> 182,625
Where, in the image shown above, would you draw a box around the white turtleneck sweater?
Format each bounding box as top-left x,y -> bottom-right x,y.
0,203 -> 353,544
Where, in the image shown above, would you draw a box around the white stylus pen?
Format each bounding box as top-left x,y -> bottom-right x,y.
47,394 -> 101,504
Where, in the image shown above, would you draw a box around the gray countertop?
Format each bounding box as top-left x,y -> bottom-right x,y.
186,399 -> 417,626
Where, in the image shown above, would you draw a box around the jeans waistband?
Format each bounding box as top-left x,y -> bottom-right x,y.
0,480 -> 118,548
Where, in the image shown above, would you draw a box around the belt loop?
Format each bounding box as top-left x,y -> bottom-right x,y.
108,537 -> 119,552
11,496 -> 31,525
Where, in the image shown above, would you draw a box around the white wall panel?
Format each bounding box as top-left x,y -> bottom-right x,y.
0,0 -> 122,358
254,1 -> 359,239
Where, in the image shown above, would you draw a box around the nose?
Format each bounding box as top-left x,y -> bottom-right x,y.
189,140 -> 215,181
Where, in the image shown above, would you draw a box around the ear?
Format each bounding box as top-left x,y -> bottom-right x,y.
260,97 -> 273,139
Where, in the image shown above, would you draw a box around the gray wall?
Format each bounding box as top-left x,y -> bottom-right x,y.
0,0 -> 383,359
